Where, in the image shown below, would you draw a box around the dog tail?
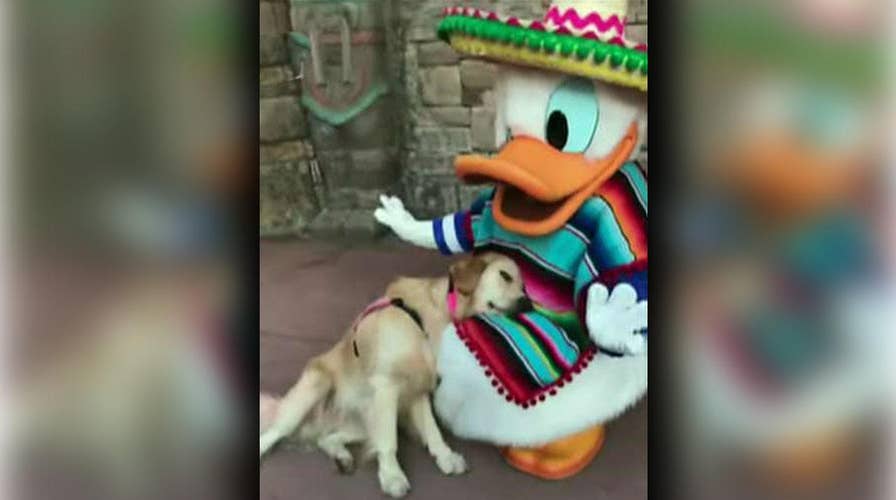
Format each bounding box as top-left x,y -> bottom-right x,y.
260,392 -> 281,433
260,358 -> 334,456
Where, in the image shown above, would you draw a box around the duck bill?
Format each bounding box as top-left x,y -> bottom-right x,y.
455,122 -> 639,236
719,132 -> 867,220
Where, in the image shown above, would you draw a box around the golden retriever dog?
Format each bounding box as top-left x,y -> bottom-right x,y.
260,253 -> 531,497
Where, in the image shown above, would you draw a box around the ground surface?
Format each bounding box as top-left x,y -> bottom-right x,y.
260,239 -> 647,500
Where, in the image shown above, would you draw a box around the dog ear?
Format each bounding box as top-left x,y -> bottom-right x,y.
449,256 -> 488,296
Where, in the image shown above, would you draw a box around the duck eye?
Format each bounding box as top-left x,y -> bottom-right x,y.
546,111 -> 568,150
545,78 -> 598,153
499,270 -> 513,283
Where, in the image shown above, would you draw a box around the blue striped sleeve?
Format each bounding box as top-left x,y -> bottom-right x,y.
432,189 -> 492,256
433,217 -> 449,254
432,212 -> 474,255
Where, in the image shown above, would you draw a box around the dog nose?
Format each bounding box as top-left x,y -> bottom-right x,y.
516,297 -> 533,312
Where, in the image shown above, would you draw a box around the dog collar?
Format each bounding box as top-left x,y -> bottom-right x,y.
447,277 -> 459,320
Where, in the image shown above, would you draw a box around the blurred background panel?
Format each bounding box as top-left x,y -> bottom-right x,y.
8,0 -> 253,499
677,0 -> 894,499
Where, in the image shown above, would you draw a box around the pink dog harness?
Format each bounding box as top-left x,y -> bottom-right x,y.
349,296 -> 394,333
350,279 -> 461,358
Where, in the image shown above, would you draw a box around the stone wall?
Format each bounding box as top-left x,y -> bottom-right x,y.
260,0 -> 647,236
260,0 -> 319,236
289,0 -> 402,237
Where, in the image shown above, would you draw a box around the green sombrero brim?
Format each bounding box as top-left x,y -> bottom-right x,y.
694,6 -> 881,91
437,15 -> 647,92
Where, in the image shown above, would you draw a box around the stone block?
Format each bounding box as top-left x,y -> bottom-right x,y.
419,66 -> 462,106
426,106 -> 471,127
307,208 -> 346,237
417,41 -> 459,66
480,89 -> 497,111
341,99 -> 398,146
500,1 -> 547,18
307,101 -> 396,152
315,148 -> 351,179
260,65 -> 289,85
260,65 -> 297,98
627,24 -> 647,44
324,149 -> 400,190
460,60 -> 497,90
402,44 -> 421,108
260,96 -> 307,143
402,173 -> 460,217
629,0 -> 648,23
260,161 -> 318,236
471,107 -> 496,152
260,2 -> 289,34
462,86 -> 486,107
261,141 -> 306,163
404,151 -> 455,176
303,140 -> 315,159
411,127 -> 471,153
260,34 -> 287,66
341,209 -> 386,237
308,208 -> 385,238
407,25 -> 438,42
324,188 -> 389,210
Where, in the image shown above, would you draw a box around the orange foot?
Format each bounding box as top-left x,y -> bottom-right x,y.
501,425 -> 606,480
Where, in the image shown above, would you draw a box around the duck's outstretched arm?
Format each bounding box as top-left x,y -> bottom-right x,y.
374,195 -> 437,249
374,194 -> 478,254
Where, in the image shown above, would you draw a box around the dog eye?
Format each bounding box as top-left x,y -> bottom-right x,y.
499,270 -> 512,283
487,301 -> 496,309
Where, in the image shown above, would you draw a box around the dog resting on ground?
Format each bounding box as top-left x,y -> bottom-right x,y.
260,253 -> 531,497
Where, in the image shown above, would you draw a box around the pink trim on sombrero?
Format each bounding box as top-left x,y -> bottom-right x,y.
544,6 -> 627,35
442,6 -> 647,52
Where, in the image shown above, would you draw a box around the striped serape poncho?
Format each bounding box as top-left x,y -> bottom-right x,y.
432,161 -> 648,408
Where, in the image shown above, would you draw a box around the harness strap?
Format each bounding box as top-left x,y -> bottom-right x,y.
350,296 -> 427,358
389,298 -> 424,332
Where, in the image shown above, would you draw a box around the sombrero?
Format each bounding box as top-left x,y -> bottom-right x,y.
437,0 -> 647,91
693,3 -> 880,91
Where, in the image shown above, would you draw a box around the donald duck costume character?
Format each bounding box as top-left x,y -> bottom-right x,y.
375,0 -> 647,479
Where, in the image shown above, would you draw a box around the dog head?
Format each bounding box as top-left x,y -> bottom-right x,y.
448,253 -> 532,319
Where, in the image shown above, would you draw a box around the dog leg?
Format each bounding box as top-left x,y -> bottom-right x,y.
408,396 -> 468,475
367,377 -> 410,498
260,364 -> 332,457
317,425 -> 365,474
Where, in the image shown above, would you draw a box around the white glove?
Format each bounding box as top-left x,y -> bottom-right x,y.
374,195 -> 437,249
586,283 -> 648,355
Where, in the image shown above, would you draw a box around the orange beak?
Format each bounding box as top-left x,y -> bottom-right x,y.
455,122 -> 639,236
720,131 -> 867,221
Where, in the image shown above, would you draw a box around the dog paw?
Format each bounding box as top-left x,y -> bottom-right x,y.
259,431 -> 280,458
333,451 -> 355,474
378,468 -> 411,498
436,451 -> 468,475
